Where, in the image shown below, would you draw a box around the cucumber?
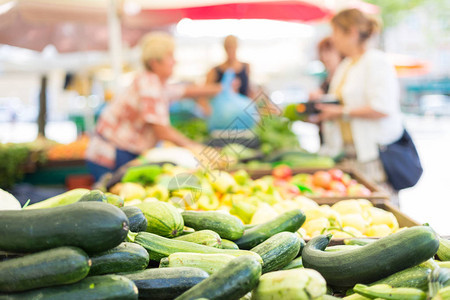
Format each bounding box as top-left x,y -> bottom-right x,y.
0,202 -> 129,254
181,211 -> 244,240
250,232 -> 302,273
160,252 -> 236,274
174,230 -> 222,248
120,206 -> 148,232
354,284 -> 426,300
89,242 -> 149,276
120,267 -> 209,300
78,190 -> 107,202
372,265 -> 431,291
234,209 -> 306,250
437,237 -> 450,261
302,226 -> 440,287
136,200 -> 184,237
0,275 -> 138,300
131,232 -> 262,263
175,255 -> 262,300
0,247 -> 90,292
282,257 -> 303,270
221,239 -> 239,250
24,188 -> 89,210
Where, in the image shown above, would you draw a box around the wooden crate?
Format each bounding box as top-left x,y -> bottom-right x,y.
246,167 -> 390,202
315,199 -> 420,246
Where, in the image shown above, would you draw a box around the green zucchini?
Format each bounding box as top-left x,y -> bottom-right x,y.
0,202 -> 129,254
160,252 -> 235,274
0,274 -> 138,300
354,284 -> 426,300
325,245 -> 361,252
0,247 -> 90,292
105,193 -> 124,207
250,232 -> 302,273
181,211 -> 244,240
0,251 -> 22,262
136,200 -> 184,237
24,188 -> 89,210
234,209 -> 306,250
282,257 -> 303,270
175,255 -> 261,300
120,267 -> 209,300
372,265 -> 431,291
302,226 -> 440,287
437,237 -> 450,261
437,261 -> 450,268
131,232 -> 262,263
78,190 -> 107,202
221,239 -> 239,250
120,206 -> 148,232
251,268 -> 327,300
433,286 -> 450,300
344,238 -> 377,246
89,242 -> 149,275
174,230 -> 222,248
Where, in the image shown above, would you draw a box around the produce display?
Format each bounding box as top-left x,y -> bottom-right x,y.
0,188 -> 449,299
46,135 -> 89,161
0,190 -> 450,300
107,165 -> 402,239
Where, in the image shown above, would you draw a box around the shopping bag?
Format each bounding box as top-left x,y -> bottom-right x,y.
208,70 -> 258,131
379,129 -> 423,190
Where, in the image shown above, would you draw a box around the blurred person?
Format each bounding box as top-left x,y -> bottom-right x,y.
198,35 -> 252,115
86,32 -> 222,181
315,9 -> 405,203
309,37 -> 344,101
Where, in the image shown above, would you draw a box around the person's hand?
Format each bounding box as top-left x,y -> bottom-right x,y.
309,89 -> 324,102
315,103 -> 344,121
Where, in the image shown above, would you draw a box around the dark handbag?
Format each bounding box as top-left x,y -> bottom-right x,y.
379,129 -> 423,190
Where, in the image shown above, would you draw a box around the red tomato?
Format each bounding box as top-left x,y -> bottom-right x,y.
328,169 -> 344,181
329,180 -> 347,195
272,165 -> 293,179
312,171 -> 332,189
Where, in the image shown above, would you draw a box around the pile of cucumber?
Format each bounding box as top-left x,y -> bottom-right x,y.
0,189 -> 449,300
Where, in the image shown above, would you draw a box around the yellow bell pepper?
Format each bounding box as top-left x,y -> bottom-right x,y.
292,196 -> 319,211
366,224 -> 392,237
250,203 -> 278,225
332,200 -> 363,215
303,217 -> 330,236
340,214 -> 369,234
118,182 -> 147,202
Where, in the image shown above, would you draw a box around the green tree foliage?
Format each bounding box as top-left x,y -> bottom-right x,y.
365,0 -> 426,28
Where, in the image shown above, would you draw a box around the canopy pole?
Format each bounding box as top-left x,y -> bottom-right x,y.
37,75 -> 47,137
107,0 -> 123,97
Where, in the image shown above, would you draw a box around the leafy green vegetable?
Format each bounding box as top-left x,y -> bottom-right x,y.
255,116 -> 300,155
0,144 -> 30,188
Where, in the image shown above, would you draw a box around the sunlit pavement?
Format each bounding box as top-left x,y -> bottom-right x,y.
1,115 -> 449,235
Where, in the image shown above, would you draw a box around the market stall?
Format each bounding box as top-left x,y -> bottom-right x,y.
1,0 -> 450,299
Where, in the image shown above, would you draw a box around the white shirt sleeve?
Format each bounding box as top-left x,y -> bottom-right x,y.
365,52 -> 400,115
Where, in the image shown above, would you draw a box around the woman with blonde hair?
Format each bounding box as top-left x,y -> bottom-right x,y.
86,32 -> 222,180
316,9 -> 417,201
198,35 -> 251,115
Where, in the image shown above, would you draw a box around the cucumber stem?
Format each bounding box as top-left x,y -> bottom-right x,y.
126,231 -> 138,243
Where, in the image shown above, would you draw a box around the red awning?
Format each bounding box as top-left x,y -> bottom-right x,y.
0,0 -> 332,53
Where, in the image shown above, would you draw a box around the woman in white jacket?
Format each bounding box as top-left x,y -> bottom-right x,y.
316,9 -> 403,196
